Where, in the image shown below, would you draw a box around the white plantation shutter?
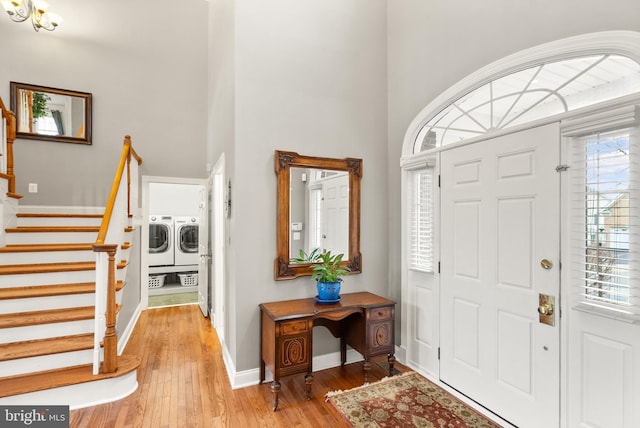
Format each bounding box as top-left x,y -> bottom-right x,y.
569,126 -> 640,320
409,168 -> 434,272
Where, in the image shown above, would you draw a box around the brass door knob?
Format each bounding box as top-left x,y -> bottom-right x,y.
538,303 -> 554,316
540,259 -> 553,270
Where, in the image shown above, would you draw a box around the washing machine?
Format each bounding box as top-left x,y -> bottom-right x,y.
148,215 -> 174,266
174,216 -> 199,266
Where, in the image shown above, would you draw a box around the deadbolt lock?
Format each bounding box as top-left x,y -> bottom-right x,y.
538,294 -> 555,326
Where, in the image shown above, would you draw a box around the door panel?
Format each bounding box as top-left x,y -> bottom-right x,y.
440,123 -> 560,428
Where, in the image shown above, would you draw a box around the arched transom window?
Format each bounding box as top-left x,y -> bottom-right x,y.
413,54 -> 640,152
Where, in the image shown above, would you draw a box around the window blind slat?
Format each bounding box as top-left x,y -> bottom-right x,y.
409,168 -> 434,272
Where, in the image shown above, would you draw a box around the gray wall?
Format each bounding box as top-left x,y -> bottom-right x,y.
0,0 -> 209,207
207,0 -> 237,358
221,0 -> 389,371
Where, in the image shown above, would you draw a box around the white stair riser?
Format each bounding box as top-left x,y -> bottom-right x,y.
0,349 -> 94,378
1,250 -> 95,265
0,290 -> 123,313
0,270 -> 95,287
0,268 -> 126,287
17,217 -> 102,227
1,319 -> 94,343
0,294 -> 95,313
6,231 -> 98,245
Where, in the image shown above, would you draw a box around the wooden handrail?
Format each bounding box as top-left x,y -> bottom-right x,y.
95,135 -> 142,245
93,135 -> 142,374
0,96 -> 17,194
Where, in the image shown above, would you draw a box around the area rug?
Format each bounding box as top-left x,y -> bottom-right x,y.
326,371 -> 501,427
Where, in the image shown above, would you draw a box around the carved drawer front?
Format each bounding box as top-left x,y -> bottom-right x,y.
280,320 -> 308,335
369,307 -> 392,321
279,336 -> 309,369
369,321 -> 393,351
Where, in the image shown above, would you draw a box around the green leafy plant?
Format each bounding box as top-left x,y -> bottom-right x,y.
309,251 -> 350,283
32,92 -> 51,120
290,248 -> 321,264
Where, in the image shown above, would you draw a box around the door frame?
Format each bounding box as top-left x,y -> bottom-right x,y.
211,154 -> 226,343
140,175 -> 209,311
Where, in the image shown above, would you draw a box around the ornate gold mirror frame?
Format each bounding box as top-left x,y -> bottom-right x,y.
275,150 -> 362,280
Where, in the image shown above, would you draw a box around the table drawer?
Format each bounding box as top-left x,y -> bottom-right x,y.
280,320 -> 308,335
369,306 -> 393,321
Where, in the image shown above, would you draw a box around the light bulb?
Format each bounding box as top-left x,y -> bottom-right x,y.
32,0 -> 48,12
1,0 -> 16,13
47,11 -> 61,25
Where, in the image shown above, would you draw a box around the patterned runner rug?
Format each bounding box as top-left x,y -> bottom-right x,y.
326,371 -> 501,427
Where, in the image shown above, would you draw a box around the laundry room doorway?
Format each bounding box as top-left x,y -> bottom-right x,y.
141,176 -> 209,312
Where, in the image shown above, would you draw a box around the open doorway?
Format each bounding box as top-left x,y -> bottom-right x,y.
141,176 -> 208,311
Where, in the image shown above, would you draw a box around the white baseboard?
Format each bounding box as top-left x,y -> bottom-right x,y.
225,346 -> 404,390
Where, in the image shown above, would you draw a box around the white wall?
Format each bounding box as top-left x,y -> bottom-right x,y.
0,0 -> 209,207
386,0 -> 640,344
149,183 -> 202,217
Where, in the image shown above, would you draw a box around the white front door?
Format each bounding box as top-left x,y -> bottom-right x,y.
440,123 -> 560,427
322,173 -> 349,257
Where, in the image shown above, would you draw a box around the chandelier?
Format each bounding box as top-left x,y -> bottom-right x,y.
2,0 -> 62,32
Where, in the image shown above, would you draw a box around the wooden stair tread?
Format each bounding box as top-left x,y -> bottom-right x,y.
0,354 -> 140,398
0,261 -> 95,275
5,226 -> 100,233
0,306 -> 94,329
17,213 -> 103,218
0,333 -> 95,361
0,281 -> 124,300
0,243 -> 94,253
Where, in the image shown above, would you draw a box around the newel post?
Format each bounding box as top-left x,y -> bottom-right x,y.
4,108 -> 16,194
93,243 -> 119,373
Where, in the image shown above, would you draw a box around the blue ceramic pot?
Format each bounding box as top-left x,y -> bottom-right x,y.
316,280 -> 341,302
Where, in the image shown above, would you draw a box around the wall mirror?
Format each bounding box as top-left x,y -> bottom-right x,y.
275,150 -> 362,280
10,82 -> 92,145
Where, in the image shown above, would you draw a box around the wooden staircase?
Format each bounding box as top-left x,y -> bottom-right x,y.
0,98 -> 142,406
0,212 -> 140,403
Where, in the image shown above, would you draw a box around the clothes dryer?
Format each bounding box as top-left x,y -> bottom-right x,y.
148,215 -> 174,266
174,216 -> 199,266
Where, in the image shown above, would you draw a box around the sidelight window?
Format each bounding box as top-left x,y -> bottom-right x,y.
570,127 -> 639,319
409,167 -> 435,273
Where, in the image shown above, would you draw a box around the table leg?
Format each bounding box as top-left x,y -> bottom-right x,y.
259,360 -> 265,384
363,359 -> 372,383
340,337 -> 347,366
271,380 -> 281,411
304,373 -> 314,400
387,354 -> 396,376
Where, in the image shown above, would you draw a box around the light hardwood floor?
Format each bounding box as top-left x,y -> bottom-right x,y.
70,304 -> 406,427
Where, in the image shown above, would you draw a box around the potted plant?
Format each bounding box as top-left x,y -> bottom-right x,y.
292,250 -> 350,303
32,92 -> 50,122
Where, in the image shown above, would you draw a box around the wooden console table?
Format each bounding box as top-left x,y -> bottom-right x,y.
259,291 -> 396,411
